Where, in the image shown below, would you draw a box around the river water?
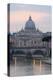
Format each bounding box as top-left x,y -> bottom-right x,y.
10,57 -> 51,77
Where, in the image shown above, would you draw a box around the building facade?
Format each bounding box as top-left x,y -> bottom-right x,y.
9,16 -> 51,58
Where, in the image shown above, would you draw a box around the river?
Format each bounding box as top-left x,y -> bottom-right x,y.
10,57 -> 51,77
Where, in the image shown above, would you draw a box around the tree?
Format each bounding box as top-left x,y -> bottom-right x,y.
42,35 -> 51,58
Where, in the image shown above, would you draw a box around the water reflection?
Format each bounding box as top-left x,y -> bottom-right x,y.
10,57 -> 51,76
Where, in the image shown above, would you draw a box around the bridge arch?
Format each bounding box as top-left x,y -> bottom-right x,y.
33,50 -> 44,57
16,50 -> 25,55
12,50 -> 26,55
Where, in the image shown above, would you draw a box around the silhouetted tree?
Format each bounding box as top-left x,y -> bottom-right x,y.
42,36 -> 51,58
42,36 -> 51,42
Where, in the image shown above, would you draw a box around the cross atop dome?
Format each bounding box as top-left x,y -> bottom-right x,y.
29,16 -> 32,21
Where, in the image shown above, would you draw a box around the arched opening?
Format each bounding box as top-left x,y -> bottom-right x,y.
14,50 -> 25,55
12,50 -> 26,62
33,50 -> 44,57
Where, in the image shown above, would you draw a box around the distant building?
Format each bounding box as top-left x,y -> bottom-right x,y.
9,16 -> 51,57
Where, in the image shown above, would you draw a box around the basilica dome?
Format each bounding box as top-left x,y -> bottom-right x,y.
25,16 -> 36,30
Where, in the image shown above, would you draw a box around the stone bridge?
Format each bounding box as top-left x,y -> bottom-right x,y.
10,47 -> 48,58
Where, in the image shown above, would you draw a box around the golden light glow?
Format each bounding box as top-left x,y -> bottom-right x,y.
10,10 -> 49,24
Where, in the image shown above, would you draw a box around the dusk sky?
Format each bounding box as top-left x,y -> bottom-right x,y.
10,4 -> 52,33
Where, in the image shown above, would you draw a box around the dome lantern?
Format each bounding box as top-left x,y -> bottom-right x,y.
29,16 -> 32,21
25,16 -> 36,31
